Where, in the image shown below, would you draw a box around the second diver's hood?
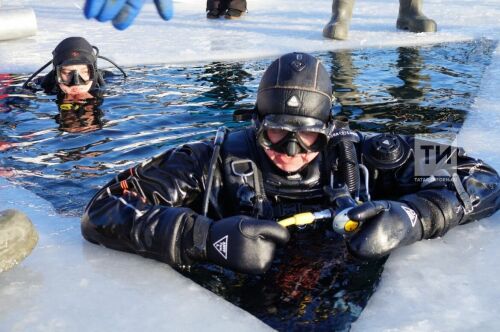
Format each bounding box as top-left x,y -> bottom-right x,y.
52,37 -> 97,67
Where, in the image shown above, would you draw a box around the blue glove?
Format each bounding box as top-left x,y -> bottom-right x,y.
84,0 -> 173,30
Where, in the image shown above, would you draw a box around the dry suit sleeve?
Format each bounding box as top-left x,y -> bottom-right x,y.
398,145 -> 500,239
81,141 -> 214,267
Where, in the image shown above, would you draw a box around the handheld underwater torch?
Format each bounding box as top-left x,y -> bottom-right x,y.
278,207 -> 361,235
277,187 -> 362,236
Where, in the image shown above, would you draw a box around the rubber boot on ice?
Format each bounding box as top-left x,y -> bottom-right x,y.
0,209 -> 38,273
396,0 -> 437,32
323,0 -> 355,40
206,0 -> 226,19
224,0 -> 247,19
224,8 -> 245,19
206,9 -> 222,19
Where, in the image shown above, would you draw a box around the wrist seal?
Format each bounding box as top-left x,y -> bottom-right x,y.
186,215 -> 213,260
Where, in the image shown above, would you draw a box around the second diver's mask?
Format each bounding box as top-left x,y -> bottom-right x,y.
56,64 -> 95,86
257,114 -> 332,156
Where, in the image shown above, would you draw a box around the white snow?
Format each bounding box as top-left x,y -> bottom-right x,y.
1,0 -> 500,331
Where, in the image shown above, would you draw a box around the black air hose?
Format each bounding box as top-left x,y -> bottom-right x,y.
332,117 -> 360,197
338,139 -> 360,196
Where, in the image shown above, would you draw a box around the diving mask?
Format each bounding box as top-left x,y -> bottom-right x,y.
257,114 -> 331,156
56,64 -> 95,86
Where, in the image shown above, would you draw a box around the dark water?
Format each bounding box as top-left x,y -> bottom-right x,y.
186,228 -> 387,332
0,39 -> 497,331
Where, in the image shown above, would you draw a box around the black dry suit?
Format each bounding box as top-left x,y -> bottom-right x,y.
81,52 -> 500,273
81,125 -> 500,270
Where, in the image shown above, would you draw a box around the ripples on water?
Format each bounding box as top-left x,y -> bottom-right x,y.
0,39 -> 497,331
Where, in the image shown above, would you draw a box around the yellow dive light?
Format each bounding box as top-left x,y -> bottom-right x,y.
278,207 -> 361,235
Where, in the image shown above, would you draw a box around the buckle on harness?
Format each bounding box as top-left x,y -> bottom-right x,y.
230,159 -> 267,216
231,159 -> 255,180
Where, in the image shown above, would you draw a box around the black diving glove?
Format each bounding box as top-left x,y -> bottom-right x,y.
346,200 -> 423,259
189,215 -> 290,274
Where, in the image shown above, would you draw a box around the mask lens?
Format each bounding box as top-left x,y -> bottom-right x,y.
297,131 -> 319,148
56,65 -> 94,85
77,66 -> 91,81
265,128 -> 320,148
260,127 -> 324,156
265,128 -> 291,144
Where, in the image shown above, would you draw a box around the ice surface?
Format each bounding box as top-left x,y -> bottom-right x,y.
0,177 -> 272,332
1,0 -> 500,72
1,0 -> 500,331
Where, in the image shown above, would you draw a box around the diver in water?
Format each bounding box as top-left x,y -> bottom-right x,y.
2,37 -> 118,273
23,36 -> 126,97
81,52 -> 499,275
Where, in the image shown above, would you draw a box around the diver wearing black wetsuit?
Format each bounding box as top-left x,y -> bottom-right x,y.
23,36 -> 125,95
81,52 -> 500,275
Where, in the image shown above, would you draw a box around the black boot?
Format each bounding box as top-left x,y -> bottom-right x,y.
206,9 -> 221,19
223,0 -> 246,19
224,8 -> 245,19
206,0 -> 226,19
397,0 -> 437,32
